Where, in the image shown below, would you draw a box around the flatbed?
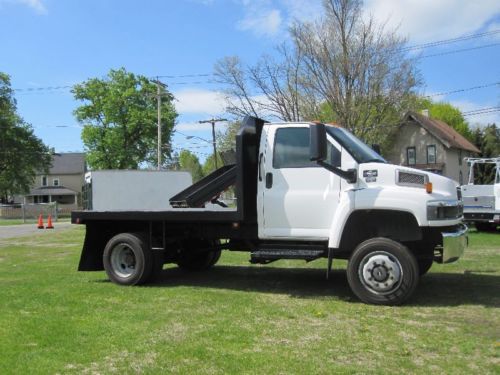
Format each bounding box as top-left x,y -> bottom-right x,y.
72,116 -> 467,305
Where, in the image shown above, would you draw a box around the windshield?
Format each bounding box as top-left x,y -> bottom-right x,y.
326,127 -> 386,164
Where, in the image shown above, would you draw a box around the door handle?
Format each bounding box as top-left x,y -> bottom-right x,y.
258,153 -> 263,181
265,173 -> 273,189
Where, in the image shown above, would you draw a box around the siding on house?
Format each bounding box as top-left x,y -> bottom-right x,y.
386,112 -> 479,184
22,153 -> 86,208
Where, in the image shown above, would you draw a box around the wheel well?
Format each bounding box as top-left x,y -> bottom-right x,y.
78,222 -> 149,271
338,210 -> 421,257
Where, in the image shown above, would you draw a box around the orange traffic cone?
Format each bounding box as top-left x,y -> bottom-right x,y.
46,215 -> 54,229
37,214 -> 44,229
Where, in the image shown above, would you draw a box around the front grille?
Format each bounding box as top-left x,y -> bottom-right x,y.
398,171 -> 426,186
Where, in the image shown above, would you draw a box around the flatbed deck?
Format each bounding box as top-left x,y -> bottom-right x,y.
71,208 -> 240,223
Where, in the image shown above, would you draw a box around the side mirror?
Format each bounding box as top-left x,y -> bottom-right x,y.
309,122 -> 357,184
310,123 -> 327,162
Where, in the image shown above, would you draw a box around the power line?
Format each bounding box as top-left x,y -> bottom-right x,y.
401,29 -> 500,52
155,73 -> 212,79
424,82 -> 500,97
462,106 -> 500,117
420,42 -> 500,59
462,106 -> 500,114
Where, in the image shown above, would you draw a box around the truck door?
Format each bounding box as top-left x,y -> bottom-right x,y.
258,125 -> 342,239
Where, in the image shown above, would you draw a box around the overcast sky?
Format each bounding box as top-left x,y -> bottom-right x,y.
1,0 -> 499,160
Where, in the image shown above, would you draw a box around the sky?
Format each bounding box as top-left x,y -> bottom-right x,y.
1,0 -> 499,162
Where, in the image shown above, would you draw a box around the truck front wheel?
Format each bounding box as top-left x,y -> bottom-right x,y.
347,238 -> 419,305
103,233 -> 153,285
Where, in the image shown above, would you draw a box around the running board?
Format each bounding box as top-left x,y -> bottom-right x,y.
250,248 -> 326,264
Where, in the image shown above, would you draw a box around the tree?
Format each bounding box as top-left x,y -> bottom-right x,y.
291,0 -> 420,140
215,43 -> 308,121
216,120 -> 240,153
178,150 -> 204,182
0,73 -> 52,202
202,153 -> 224,176
72,68 -> 177,169
471,124 -> 499,184
215,0 -> 421,145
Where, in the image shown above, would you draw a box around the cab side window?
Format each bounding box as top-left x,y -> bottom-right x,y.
273,127 -> 340,169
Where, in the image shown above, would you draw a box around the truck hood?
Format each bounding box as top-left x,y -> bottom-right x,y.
359,163 -> 459,199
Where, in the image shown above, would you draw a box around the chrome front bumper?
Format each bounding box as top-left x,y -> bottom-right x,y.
439,224 -> 468,263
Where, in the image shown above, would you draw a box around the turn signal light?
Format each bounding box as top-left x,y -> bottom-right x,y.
425,182 -> 433,194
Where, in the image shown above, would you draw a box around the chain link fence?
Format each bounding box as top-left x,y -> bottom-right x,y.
0,203 -> 62,223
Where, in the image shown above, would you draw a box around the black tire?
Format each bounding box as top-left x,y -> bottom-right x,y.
417,257 -> 433,276
177,240 -> 221,271
475,222 -> 495,232
103,232 -> 152,285
347,237 -> 419,305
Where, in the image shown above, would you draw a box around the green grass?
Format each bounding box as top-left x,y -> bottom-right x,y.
0,228 -> 498,374
0,219 -> 32,225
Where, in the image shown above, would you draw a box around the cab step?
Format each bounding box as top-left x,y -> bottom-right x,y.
250,245 -> 326,264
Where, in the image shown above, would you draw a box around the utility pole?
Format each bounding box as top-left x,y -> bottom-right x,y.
153,78 -> 166,170
198,118 -> 227,170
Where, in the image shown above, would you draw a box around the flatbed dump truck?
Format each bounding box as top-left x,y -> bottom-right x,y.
72,116 -> 468,305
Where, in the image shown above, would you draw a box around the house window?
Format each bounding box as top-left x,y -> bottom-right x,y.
406,147 -> 416,166
459,171 -> 463,185
41,176 -> 48,186
458,149 -> 462,166
427,145 -> 436,164
53,178 -> 60,186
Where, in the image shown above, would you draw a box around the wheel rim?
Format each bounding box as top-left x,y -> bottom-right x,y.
358,251 -> 403,295
110,243 -> 136,278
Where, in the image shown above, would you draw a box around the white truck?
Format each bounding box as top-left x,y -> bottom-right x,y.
461,157 -> 500,231
72,116 -> 468,305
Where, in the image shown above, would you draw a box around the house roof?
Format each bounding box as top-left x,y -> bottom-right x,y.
47,153 -> 86,175
404,111 -> 480,153
28,186 -> 78,196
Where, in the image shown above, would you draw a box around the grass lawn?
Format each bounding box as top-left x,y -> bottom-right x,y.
0,219 -> 32,226
0,227 -> 498,374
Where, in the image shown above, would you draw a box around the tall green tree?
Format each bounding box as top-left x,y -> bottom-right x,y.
178,150 -> 204,182
216,120 -> 240,153
0,73 -> 52,202
202,153 -> 224,176
72,68 -> 177,169
472,124 -> 499,184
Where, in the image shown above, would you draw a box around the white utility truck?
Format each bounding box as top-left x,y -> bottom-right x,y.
462,157 -> 500,231
72,116 -> 468,305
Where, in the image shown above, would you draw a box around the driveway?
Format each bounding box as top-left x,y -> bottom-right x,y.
0,222 -> 74,239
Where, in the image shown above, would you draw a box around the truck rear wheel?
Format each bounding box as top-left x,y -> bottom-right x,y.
347,238 -> 419,305
177,240 -> 221,271
103,233 -> 153,285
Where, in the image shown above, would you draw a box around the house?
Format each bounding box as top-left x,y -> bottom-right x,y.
385,111 -> 480,184
23,153 -> 86,208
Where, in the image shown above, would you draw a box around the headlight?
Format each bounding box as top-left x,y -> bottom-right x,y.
427,200 -> 463,220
